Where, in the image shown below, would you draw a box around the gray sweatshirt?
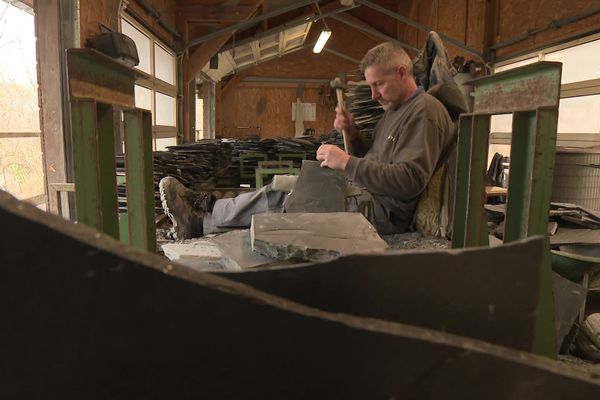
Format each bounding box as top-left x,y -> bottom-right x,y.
345,88 -> 455,231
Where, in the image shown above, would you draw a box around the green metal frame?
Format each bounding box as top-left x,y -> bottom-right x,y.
239,152 -> 268,179
71,100 -> 119,239
123,110 -> 156,252
67,49 -> 155,252
255,161 -> 300,188
452,62 -> 562,357
278,152 -> 306,167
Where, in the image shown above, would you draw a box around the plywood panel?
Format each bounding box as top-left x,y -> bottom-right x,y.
437,0 -> 470,59
247,47 -> 358,80
467,0 -> 487,54
78,0 -> 178,48
220,84 -> 336,139
495,0 -> 600,58
79,0 -> 112,45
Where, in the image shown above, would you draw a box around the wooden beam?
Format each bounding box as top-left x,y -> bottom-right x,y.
177,5 -> 255,22
34,0 -> 67,209
185,0 -> 263,84
484,0 -> 501,60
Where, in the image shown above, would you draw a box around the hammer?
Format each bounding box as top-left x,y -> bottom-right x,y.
330,77 -> 349,153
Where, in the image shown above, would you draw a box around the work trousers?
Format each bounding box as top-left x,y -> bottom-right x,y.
203,183 -> 404,235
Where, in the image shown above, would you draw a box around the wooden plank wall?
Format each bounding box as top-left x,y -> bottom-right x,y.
220,83 -> 336,139
78,0 -> 177,48
73,0 -> 600,142
493,0 -> 600,59
403,0 -> 600,61
218,19 -> 373,139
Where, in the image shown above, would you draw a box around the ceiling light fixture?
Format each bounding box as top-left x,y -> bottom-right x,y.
313,29 -> 331,53
312,1 -> 331,54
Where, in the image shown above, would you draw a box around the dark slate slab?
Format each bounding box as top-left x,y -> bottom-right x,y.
251,212 -> 388,261
553,272 -> 588,350
284,160 -> 346,213
230,234 -> 544,353
2,190 -> 600,399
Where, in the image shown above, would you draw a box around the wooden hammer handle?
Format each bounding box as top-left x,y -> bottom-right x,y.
335,88 -> 349,153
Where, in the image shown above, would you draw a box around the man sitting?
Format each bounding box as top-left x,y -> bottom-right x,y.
160,42 -> 455,240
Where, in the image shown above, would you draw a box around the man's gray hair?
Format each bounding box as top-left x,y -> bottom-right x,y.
359,42 -> 413,75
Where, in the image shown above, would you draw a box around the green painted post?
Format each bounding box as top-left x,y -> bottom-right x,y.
504,111 -> 537,242
464,115 -> 490,248
451,116 -> 473,248
530,109 -> 559,357
124,110 -> 156,252
528,109 -> 559,236
71,99 -> 101,230
96,103 -> 119,239
71,100 -> 119,239
451,62 -> 562,358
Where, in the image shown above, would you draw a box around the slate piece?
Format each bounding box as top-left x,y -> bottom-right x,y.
230,235 -> 547,352
553,272 -> 588,350
550,228 -> 600,246
161,239 -> 224,271
3,190 -> 600,398
284,160 -> 347,213
211,229 -> 274,269
251,212 -> 388,261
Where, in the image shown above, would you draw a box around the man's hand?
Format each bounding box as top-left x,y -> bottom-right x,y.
316,144 -> 350,171
333,107 -> 358,140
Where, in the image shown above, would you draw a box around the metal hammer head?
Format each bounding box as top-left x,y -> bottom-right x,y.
330,77 -> 345,89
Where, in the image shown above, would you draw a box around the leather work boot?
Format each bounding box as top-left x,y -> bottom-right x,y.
159,176 -> 209,240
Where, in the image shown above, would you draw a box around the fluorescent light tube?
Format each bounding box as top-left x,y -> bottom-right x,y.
313,29 -> 331,53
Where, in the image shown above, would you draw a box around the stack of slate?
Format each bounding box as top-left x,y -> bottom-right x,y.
154,140 -> 233,188
114,134 -> 352,214
345,80 -> 383,140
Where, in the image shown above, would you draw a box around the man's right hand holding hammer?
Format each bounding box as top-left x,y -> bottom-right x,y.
333,106 -> 359,142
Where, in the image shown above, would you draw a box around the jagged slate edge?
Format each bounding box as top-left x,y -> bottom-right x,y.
252,237 -> 342,262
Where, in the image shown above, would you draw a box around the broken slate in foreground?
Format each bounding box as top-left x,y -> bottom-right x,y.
212,229 -> 275,269
162,231 -> 278,271
161,239 -> 226,271
3,190 -> 600,398
251,212 -> 388,261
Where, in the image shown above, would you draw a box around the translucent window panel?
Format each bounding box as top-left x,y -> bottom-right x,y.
0,3 -> 37,86
195,98 -> 204,140
557,95 -> 600,133
494,57 -> 538,73
134,85 -> 152,110
155,137 -> 177,151
154,43 -> 175,85
121,18 -> 151,74
545,39 -> 600,84
0,137 -> 44,200
155,92 -> 176,126
490,114 -> 513,133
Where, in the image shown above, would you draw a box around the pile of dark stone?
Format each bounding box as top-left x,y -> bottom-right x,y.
115,134 -> 346,213
345,81 -> 383,140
